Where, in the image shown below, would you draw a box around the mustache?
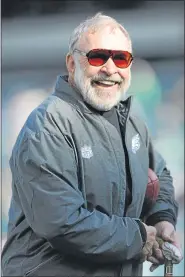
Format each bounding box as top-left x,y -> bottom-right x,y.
91,75 -> 123,84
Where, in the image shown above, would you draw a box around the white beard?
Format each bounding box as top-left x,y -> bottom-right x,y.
73,62 -> 131,111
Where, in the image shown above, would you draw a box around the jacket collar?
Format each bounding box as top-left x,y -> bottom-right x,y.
53,75 -> 132,117
54,75 -> 93,114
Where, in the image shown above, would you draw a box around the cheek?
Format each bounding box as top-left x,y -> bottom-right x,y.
119,69 -> 131,80
81,62 -> 100,79
80,58 -> 89,69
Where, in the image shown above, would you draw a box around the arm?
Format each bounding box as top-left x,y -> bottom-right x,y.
13,130 -> 144,264
143,130 -> 182,268
130,114 -> 178,225
130,119 -> 180,268
144,134 -> 178,225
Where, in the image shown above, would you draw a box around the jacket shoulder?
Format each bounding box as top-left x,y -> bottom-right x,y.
12,94 -> 77,152
23,94 -> 77,135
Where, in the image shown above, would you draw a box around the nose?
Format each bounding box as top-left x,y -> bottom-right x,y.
100,57 -> 118,76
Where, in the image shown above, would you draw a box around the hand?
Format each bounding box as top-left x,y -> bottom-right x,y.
138,223 -> 157,262
147,239 -> 164,268
149,221 -> 183,272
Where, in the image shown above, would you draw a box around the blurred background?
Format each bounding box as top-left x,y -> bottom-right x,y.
1,1 -> 184,275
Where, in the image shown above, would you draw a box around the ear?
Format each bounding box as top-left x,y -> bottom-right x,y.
66,53 -> 75,74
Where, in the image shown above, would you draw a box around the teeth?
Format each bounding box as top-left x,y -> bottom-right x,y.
97,81 -> 116,85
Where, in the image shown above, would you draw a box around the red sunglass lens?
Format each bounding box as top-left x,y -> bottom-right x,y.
88,50 -> 109,66
114,59 -> 129,68
113,52 -> 132,68
88,57 -> 105,66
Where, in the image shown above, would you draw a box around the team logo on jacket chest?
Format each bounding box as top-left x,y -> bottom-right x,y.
81,145 -> 93,159
131,134 -> 140,153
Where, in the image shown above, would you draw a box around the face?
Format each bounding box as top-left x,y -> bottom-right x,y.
68,25 -> 132,111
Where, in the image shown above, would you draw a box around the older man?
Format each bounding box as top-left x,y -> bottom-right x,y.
2,13 -> 182,276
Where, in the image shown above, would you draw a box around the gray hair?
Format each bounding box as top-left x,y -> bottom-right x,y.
68,12 -> 132,54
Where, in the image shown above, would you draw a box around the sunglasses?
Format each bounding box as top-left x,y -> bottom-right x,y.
73,48 -> 133,68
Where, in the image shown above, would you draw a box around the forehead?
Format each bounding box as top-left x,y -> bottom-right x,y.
79,25 -> 131,52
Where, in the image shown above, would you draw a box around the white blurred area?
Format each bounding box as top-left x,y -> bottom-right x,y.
2,1 -> 184,275
7,89 -> 48,151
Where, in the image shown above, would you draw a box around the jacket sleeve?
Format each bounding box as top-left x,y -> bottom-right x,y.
144,130 -> 178,224
13,130 -> 144,264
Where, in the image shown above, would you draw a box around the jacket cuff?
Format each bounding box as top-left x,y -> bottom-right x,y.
145,210 -> 176,227
134,219 -> 147,247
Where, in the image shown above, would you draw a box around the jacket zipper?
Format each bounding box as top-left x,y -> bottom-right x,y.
118,98 -> 132,277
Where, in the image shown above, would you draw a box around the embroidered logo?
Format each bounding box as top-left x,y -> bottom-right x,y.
81,145 -> 93,159
132,134 -> 140,154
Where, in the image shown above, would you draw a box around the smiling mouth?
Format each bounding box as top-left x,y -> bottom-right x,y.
92,80 -> 121,87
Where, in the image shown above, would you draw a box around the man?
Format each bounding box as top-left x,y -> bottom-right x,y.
2,13 -> 182,276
